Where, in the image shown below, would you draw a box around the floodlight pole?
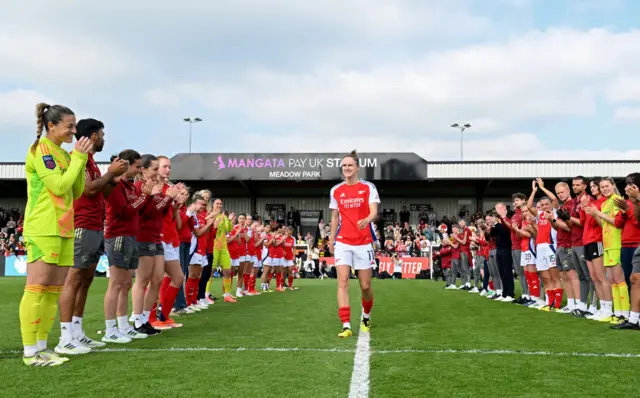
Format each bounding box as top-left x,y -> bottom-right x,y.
184,117 -> 203,153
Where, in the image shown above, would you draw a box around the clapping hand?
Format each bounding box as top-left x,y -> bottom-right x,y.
108,157 -> 128,176
74,136 -> 93,154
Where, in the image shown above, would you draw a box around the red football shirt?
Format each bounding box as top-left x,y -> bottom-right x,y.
272,233 -> 285,259
284,236 -> 295,260
74,153 -> 104,231
160,184 -> 180,247
329,180 -> 380,246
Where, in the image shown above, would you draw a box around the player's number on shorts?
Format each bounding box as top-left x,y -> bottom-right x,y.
549,255 -> 556,266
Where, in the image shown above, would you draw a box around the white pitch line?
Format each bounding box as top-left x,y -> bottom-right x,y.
2,346 -> 640,359
348,332 -> 371,398
374,348 -> 640,358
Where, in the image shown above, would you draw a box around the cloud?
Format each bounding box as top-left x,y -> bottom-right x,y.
155,28 -> 640,149
1,1 -> 639,162
614,106 -> 640,120
0,89 -> 53,126
607,75 -> 640,102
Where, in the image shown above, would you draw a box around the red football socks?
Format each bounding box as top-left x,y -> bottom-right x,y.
186,278 -> 199,305
159,276 -> 171,301
338,306 -> 351,324
243,274 -> 250,291
288,275 -> 294,288
161,285 -> 179,320
362,298 -> 373,316
553,288 -> 564,309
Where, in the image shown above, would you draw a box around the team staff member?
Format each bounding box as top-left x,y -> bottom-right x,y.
20,103 -> 91,366
493,205 -> 515,302
329,150 -> 380,338
508,193 -> 529,303
56,119 -> 128,354
102,150 -> 159,340
567,176 -> 596,315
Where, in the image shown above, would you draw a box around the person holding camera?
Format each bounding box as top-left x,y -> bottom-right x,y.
392,253 -> 403,279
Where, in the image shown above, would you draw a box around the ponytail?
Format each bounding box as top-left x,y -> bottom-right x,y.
31,103 -> 49,153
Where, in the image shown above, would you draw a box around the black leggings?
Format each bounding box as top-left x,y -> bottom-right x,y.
198,253 -> 214,300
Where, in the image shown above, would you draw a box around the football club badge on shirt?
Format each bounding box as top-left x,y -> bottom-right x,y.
42,154 -> 56,170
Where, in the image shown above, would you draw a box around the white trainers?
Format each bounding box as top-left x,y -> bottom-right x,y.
236,289 -> 245,297
196,302 -> 209,310
502,296 -> 514,303
469,287 -> 480,293
479,290 -> 487,297
120,327 -> 148,339
101,331 -> 132,344
76,333 -> 106,348
54,339 -> 92,355
189,304 -> 202,312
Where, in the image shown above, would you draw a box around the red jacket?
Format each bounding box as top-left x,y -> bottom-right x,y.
134,180 -> 172,244
580,196 -> 605,245
614,200 -> 640,248
105,179 -> 150,239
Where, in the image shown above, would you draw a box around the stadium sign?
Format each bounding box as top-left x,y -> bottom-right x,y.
170,152 -> 428,181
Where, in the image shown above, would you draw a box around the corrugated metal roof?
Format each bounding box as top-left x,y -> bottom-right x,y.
427,161 -> 640,179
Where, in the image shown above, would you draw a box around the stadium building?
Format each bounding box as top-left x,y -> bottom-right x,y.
2,153 -> 639,224
1,153 -> 639,276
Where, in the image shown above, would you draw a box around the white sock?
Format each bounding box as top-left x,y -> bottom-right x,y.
629,312 -> 640,324
117,315 -> 129,332
142,310 -> 151,323
568,298 -> 576,309
71,316 -> 83,338
60,322 -> 73,343
362,311 -> 370,319
602,301 -> 613,315
622,310 -> 630,318
223,292 -> 231,297
36,340 -> 47,351
133,314 -> 144,328
615,309 -> 622,317
105,319 -> 117,334
497,289 -> 503,296
342,322 -> 351,329
24,345 -> 38,357
578,301 -> 587,311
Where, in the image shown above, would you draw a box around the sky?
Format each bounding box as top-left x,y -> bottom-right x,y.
1,0 -> 640,162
